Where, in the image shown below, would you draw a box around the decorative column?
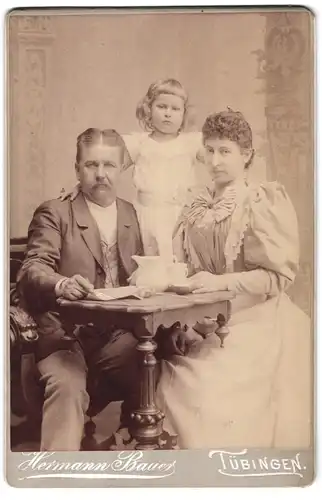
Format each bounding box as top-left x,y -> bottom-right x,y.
254,11 -> 313,316
9,15 -> 55,237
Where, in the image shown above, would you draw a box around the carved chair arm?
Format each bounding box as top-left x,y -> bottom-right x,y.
10,305 -> 39,351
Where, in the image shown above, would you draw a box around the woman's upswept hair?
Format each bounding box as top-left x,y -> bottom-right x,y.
202,108 -> 253,149
202,108 -> 254,167
136,78 -> 192,132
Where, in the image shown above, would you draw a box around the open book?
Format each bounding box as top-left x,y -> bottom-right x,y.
87,286 -> 146,302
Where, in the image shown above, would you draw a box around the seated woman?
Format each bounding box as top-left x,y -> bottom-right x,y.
156,109 -> 312,449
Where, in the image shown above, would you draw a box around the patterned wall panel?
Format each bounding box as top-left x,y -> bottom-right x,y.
9,15 -> 55,237
254,11 -> 314,316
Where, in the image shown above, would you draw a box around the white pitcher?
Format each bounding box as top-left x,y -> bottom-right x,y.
167,260 -> 189,285
131,255 -> 188,292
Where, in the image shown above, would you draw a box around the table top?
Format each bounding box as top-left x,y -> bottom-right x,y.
57,290 -> 235,314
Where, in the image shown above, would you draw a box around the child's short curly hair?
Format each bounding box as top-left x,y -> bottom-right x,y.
202,108 -> 253,150
136,78 -> 191,132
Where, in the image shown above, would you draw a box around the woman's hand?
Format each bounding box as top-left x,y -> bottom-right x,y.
136,286 -> 154,298
188,271 -> 229,294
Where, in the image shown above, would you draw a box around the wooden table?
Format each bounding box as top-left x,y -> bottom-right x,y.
58,290 -> 234,450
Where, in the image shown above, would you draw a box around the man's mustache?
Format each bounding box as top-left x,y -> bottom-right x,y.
94,180 -> 111,188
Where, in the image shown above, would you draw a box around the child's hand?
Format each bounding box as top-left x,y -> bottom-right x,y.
59,183 -> 81,201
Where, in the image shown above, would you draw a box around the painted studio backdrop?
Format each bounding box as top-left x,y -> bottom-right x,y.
8,10 -> 313,316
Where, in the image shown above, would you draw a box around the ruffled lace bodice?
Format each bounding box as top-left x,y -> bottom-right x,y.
173,181 -> 299,281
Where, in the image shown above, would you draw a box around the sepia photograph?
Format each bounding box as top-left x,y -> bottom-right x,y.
6,6 -> 315,487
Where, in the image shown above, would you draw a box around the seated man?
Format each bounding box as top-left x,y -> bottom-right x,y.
17,128 -> 146,451
17,127 -> 199,451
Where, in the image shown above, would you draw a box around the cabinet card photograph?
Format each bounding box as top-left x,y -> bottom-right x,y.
5,6 -> 315,488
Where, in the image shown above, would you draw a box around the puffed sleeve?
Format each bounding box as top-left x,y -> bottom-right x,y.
244,182 -> 300,284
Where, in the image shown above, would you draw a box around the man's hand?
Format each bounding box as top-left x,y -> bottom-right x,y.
60,275 -> 94,300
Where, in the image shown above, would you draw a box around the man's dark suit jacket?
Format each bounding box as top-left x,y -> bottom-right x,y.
17,192 -> 143,361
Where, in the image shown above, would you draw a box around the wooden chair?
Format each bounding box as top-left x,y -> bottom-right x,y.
10,238 -> 42,448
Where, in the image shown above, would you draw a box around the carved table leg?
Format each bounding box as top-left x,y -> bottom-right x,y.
81,418 -> 99,451
215,313 -> 230,348
129,316 -> 165,450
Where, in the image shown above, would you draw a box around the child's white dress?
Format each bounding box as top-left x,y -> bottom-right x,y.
123,132 -> 203,259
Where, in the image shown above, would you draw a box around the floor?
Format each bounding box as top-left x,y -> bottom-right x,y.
11,401 -> 123,451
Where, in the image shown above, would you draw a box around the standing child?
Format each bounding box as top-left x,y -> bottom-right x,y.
123,78 -> 204,260
60,79 -> 205,260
